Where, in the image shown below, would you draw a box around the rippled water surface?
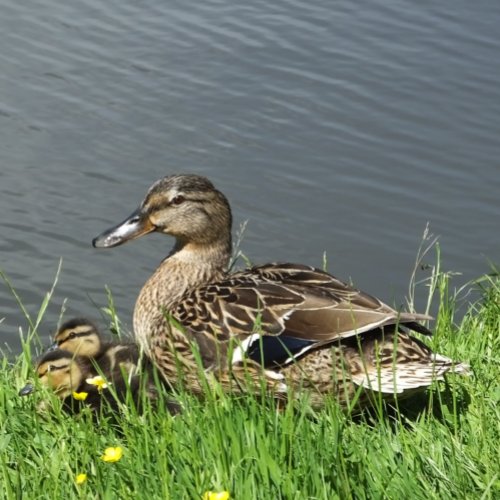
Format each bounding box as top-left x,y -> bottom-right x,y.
1,1 -> 499,353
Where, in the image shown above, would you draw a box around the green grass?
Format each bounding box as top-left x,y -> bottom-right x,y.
0,269 -> 499,499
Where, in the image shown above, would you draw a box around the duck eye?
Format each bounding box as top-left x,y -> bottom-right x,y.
171,195 -> 185,206
68,331 -> 77,340
48,365 -> 57,372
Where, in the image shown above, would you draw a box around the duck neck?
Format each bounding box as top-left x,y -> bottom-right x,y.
166,238 -> 231,294
133,238 -> 231,351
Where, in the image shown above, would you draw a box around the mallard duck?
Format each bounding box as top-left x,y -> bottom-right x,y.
19,348 -> 180,415
92,174 -> 469,408
50,318 -> 140,381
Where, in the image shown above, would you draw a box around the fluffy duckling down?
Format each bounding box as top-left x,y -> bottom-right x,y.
50,318 -> 141,382
19,349 -> 113,414
20,348 -> 181,415
20,317 -> 182,415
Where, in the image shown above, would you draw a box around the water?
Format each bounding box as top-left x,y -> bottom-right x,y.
1,1 -> 499,354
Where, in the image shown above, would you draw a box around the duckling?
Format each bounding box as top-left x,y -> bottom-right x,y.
19,349 -> 106,414
51,318 -> 141,383
19,349 -> 180,415
92,174 -> 469,409
49,318 -> 181,413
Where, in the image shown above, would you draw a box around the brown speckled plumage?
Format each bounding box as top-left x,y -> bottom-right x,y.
92,174 -> 469,409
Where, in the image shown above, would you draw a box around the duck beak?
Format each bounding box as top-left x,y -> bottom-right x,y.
19,383 -> 35,397
92,207 -> 155,248
47,342 -> 58,352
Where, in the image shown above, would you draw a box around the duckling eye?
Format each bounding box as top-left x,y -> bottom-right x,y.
171,195 -> 185,206
68,331 -> 77,340
48,365 -> 57,372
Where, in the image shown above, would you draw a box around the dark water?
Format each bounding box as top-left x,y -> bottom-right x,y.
1,1 -> 499,353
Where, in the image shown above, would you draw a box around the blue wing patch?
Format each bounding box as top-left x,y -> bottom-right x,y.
246,335 -> 316,367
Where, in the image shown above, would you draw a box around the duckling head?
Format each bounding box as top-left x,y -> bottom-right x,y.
92,174 -> 232,251
51,318 -> 102,358
20,350 -> 85,400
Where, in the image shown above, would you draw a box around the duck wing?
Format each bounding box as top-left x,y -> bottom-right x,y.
173,263 -> 432,366
252,263 -> 432,338
344,331 -> 470,393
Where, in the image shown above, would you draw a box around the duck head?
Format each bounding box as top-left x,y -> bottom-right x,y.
19,350 -> 86,400
92,174 -> 232,251
50,318 -> 102,358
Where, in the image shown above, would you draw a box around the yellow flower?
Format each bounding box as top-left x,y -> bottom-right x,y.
85,375 -> 109,392
101,446 -> 123,463
75,473 -> 87,485
72,391 -> 89,401
202,491 -> 230,500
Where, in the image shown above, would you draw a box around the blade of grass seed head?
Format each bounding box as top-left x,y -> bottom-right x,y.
228,220 -> 248,271
34,258 -> 63,330
406,223 -> 439,315
86,288 -> 110,326
29,259 -> 63,350
0,268 -> 35,330
103,285 -> 121,337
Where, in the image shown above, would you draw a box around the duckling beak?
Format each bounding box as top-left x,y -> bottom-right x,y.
92,208 -> 155,248
19,383 -> 35,397
47,342 -> 58,352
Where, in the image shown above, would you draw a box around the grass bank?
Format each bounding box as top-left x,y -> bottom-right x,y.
0,271 -> 498,499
